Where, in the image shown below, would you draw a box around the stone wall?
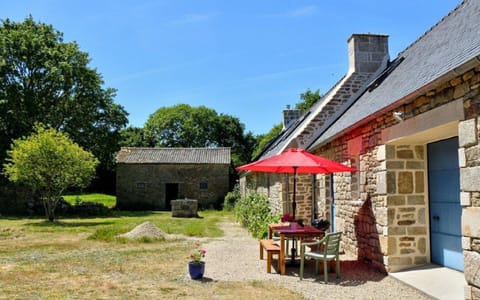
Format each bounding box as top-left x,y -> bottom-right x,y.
459,117 -> 480,299
242,172 -> 285,215
377,144 -> 428,272
311,65 -> 480,277
0,184 -> 34,215
116,163 -> 229,210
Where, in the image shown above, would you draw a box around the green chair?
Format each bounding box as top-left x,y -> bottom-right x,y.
299,232 -> 342,282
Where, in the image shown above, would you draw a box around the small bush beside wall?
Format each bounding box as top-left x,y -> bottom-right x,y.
234,192 -> 279,239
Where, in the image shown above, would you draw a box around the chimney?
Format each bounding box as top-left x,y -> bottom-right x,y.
348,34 -> 389,74
283,105 -> 302,130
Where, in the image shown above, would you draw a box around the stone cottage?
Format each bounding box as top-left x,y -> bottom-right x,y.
116,147 -> 231,210
239,0 -> 480,297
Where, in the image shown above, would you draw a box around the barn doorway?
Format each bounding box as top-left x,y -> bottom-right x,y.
165,183 -> 178,211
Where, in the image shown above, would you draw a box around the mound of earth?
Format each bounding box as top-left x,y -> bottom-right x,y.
118,221 -> 166,240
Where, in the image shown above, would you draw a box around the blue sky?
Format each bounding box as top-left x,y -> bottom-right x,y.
2,1 -> 461,135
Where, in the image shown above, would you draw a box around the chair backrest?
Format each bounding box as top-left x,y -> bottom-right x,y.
323,232 -> 342,256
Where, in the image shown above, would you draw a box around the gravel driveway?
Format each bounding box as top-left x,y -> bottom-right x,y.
203,221 -> 431,300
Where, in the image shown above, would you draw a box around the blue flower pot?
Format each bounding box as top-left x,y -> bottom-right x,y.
188,261 -> 205,279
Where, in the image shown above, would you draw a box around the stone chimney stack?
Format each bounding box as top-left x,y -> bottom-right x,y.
348,34 -> 389,74
283,105 -> 302,130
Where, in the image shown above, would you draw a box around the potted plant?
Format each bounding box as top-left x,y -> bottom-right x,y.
281,213 -> 294,224
188,241 -> 206,279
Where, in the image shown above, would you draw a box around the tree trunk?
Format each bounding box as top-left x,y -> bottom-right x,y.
42,196 -> 56,222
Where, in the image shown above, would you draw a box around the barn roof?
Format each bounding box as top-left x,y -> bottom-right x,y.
116,147 -> 231,164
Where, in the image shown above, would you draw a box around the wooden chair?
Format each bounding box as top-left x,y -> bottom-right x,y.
299,232 -> 342,282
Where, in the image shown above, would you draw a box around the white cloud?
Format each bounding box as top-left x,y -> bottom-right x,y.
288,5 -> 318,17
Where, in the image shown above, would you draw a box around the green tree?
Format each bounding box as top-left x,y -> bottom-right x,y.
0,17 -> 128,183
296,89 -> 322,112
251,123 -> 283,159
4,125 -> 99,221
250,88 -> 322,159
144,104 -> 255,166
119,126 -> 150,147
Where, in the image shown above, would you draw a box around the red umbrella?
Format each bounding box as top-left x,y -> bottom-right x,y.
236,148 -> 357,219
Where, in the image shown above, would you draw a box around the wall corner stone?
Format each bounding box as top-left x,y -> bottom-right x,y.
459,119 -> 477,147
461,167 -> 480,191
459,148 -> 466,168
461,192 -> 472,207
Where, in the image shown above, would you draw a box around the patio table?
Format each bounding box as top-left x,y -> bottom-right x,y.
269,223 -> 324,275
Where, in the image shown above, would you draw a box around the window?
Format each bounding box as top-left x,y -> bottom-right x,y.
199,182 -> 208,190
136,182 -> 146,189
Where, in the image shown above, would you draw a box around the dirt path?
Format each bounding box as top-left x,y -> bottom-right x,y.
203,221 -> 431,300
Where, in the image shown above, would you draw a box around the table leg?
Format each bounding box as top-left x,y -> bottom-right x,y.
280,235 -> 285,275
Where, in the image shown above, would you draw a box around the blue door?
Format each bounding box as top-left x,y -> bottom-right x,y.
427,137 -> 463,271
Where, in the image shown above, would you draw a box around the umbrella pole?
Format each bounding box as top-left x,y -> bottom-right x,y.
291,167 -> 297,265
292,167 -> 297,220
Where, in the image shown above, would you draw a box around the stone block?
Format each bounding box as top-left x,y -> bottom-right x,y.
398,220 -> 415,226
459,119 -> 477,147
377,145 -> 386,161
463,207 -> 480,238
464,251 -> 480,288
376,207 -> 388,226
376,171 -> 387,194
454,82 -> 470,99
461,167 -> 480,191
459,148 -> 466,168
386,161 -> 404,169
463,237 -> 472,250
418,237 -> 426,254
171,199 -> 198,218
398,172 -> 413,194
414,172 -> 425,193
387,195 -> 405,206
465,285 -> 472,300
461,192 -> 472,207
397,149 -> 414,159
388,256 -> 412,266
472,239 -> 480,252
407,226 -> 427,235
387,208 -> 395,226
388,227 -> 406,235
408,195 -> 425,205
406,161 -> 424,169
417,208 -> 426,224
414,256 -> 428,265
414,145 -> 425,159
386,145 -> 396,159
387,171 -> 396,193
466,145 -> 480,166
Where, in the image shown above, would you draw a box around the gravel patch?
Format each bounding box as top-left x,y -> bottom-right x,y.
118,221 -> 166,240
203,221 -> 431,299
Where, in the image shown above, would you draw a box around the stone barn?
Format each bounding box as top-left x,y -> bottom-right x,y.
116,147 -> 231,210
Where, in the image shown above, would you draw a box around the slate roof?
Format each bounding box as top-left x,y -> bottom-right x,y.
116,147 -> 231,164
310,0 -> 480,149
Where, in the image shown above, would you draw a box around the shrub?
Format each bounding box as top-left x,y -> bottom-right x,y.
234,192 -> 279,239
223,184 -> 241,211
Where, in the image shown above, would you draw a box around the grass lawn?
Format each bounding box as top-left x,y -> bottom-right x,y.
0,209 -> 297,299
63,193 -> 117,208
